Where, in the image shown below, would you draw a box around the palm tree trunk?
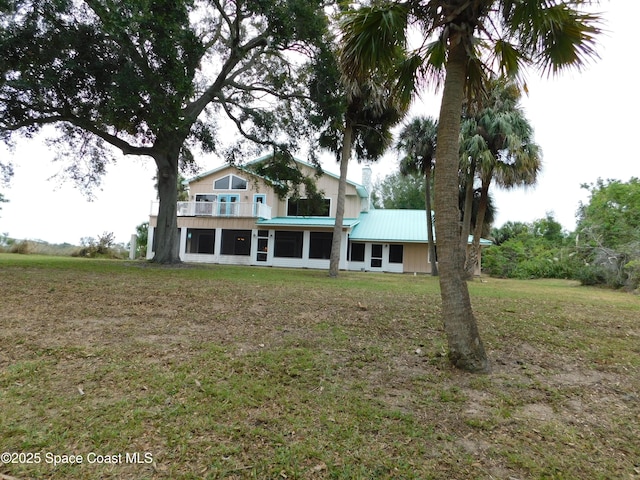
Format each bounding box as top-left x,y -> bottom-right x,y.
425,167 -> 438,276
329,120 -> 353,277
433,39 -> 489,373
460,157 -> 476,276
460,160 -> 476,244
469,175 -> 491,276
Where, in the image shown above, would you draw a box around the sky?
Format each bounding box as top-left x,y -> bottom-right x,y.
1,2 -> 637,246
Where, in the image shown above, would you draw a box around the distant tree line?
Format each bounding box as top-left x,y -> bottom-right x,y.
483,178 -> 640,291
482,214 -> 580,280
374,171 -> 640,292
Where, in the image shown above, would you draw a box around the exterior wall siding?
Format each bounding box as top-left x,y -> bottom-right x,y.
403,243 -> 430,274
177,217 -> 256,230
186,163 -> 363,219
188,165 -> 279,214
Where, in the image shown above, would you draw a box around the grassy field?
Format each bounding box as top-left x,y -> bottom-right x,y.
1,254 -> 639,480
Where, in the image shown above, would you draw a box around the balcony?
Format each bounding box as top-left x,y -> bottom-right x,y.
151,201 -> 272,219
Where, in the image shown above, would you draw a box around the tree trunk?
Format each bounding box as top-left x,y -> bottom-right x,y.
464,242 -> 478,278
460,157 -> 477,278
433,39 -> 489,373
460,157 -> 476,249
152,147 -> 182,264
329,121 -> 353,277
425,167 -> 438,276
468,175 -> 492,277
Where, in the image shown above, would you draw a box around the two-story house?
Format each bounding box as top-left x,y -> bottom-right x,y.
147,154 -> 491,273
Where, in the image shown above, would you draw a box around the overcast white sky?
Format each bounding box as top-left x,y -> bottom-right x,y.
1,2 -> 636,245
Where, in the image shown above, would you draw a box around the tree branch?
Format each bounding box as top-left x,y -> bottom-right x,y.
183,31 -> 269,122
76,121 -> 155,156
225,80 -> 307,101
212,0 -> 233,34
83,0 -> 155,81
218,95 -> 276,147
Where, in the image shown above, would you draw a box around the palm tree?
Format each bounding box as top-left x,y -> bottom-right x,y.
340,1 -> 601,372
460,79 -> 541,277
458,185 -> 497,239
459,116 -> 485,251
331,82 -> 407,277
396,116 -> 439,275
311,38 -> 409,278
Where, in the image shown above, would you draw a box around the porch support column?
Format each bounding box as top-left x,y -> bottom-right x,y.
339,229 -> 349,270
179,227 -> 187,261
146,226 -> 155,260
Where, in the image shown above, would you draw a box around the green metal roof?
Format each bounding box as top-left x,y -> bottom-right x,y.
350,210 -> 492,245
355,185 -> 368,198
350,210 -> 428,243
257,217 -> 360,228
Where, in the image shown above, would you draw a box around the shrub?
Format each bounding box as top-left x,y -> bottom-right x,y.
135,222 -> 149,258
483,239 -> 526,277
624,259 -> 640,291
72,232 -> 125,259
10,240 -> 31,254
574,264 -> 607,286
483,235 -> 584,280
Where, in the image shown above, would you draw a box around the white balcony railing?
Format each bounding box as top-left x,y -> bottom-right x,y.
150,201 -> 272,219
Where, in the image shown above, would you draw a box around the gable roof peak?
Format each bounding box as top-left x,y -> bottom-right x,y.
185,153 -> 369,198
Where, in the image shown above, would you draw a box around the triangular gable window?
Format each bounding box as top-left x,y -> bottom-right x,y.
214,174 -> 247,190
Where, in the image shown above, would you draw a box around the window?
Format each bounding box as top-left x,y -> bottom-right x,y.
195,194 -> 216,215
186,229 -> 215,254
214,174 -> 247,190
218,194 -> 239,216
349,242 -> 365,262
196,194 -> 216,202
309,232 -> 333,259
371,244 -> 383,268
232,175 -> 247,189
389,244 -> 403,264
274,231 -> 304,258
287,198 -> 330,216
221,229 -> 251,256
214,177 -> 227,189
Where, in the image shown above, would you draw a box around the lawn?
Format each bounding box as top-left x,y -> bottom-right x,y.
1,254 -> 639,479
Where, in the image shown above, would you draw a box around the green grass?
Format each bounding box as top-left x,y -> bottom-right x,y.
0,254 -> 639,479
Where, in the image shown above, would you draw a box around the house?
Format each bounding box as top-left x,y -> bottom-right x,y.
147,154 -> 491,273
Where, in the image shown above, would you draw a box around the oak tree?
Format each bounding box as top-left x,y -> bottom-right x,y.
1,0 -> 329,262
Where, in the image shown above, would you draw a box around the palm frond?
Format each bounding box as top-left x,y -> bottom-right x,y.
392,53 -> 422,108
493,38 -> 527,79
423,37 -> 447,69
504,0 -> 602,75
339,3 -> 410,80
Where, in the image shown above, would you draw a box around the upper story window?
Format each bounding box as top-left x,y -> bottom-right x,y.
287,198 -> 331,217
214,174 -> 247,190
196,194 -> 216,202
